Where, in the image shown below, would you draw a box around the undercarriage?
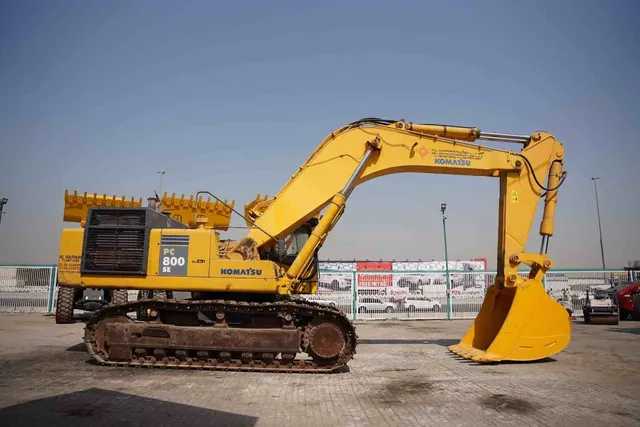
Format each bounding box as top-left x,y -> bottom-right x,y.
84,297 -> 358,373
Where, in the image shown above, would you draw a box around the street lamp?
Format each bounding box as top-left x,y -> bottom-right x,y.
591,177 -> 606,269
157,171 -> 166,196
0,198 -> 7,227
441,203 -> 452,320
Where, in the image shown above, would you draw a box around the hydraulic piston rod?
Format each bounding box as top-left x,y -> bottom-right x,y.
399,122 -> 531,144
479,132 -> 531,144
286,139 -> 380,280
539,160 -> 564,255
401,122 -> 480,142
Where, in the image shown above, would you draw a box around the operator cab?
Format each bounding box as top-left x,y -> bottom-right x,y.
283,229 -> 310,261
262,218 -> 319,270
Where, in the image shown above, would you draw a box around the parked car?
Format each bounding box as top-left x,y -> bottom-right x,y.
357,296 -> 396,313
396,274 -> 429,289
318,273 -> 351,291
403,296 -> 441,311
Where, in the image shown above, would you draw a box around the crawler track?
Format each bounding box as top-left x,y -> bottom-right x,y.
84,298 -> 358,373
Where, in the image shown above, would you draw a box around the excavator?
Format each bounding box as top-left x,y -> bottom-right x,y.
56,117 -> 572,372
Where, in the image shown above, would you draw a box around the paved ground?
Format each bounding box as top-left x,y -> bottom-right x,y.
0,313 -> 638,427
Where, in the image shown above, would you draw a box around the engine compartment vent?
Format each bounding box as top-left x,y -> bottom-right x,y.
80,207 -> 187,276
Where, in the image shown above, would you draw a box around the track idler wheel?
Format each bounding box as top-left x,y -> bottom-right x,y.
90,314 -> 134,361
305,316 -> 347,365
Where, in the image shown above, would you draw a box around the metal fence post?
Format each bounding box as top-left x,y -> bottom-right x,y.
440,204 -> 452,320
47,266 -> 57,313
352,271 -> 357,321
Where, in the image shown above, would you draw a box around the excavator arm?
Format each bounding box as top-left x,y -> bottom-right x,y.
238,118 -> 565,289
231,117 -> 571,363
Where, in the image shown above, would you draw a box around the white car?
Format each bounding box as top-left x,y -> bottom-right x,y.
396,274 -> 429,288
403,296 -> 441,311
318,273 -> 351,291
357,296 -> 396,313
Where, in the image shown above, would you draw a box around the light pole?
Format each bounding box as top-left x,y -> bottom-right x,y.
157,171 -> 166,196
0,198 -> 7,227
441,203 -> 452,320
591,177 -> 606,269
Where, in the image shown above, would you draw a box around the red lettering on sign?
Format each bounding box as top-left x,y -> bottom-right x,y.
356,262 -> 392,271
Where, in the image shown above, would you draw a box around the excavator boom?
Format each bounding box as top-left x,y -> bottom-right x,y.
242,119 -> 563,283
65,117 -> 571,373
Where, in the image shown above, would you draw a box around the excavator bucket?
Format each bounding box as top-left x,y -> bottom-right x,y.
448,278 -> 571,363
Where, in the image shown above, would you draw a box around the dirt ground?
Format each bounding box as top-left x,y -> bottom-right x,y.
0,313 -> 638,426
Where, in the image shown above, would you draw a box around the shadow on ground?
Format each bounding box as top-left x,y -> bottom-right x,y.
607,327 -> 640,335
0,388 -> 258,427
445,353 -> 556,365
44,312 -> 93,322
66,343 -> 86,352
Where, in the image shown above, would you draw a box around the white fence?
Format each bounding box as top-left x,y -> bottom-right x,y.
0,265 -> 138,314
0,266 -> 57,313
303,271 -> 488,320
0,265 -> 635,321
299,269 -> 635,321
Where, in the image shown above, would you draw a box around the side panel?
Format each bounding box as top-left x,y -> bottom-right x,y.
79,260 -> 279,293
68,225 -> 281,294
210,259 -> 278,285
57,229 -> 84,286
151,229 -> 211,277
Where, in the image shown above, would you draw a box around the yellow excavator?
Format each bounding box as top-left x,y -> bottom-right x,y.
56,117 -> 571,372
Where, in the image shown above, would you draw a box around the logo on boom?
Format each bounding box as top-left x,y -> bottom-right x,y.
434,158 -> 471,167
220,268 -> 263,276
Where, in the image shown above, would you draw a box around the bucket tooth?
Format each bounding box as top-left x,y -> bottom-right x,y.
448,344 -> 502,363
449,345 -> 473,359
460,347 -> 500,362
459,349 -> 477,358
448,343 -> 472,354
471,352 -> 502,363
447,344 -> 464,354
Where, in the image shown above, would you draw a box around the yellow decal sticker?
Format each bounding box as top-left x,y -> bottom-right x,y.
511,190 -> 519,203
58,254 -> 81,274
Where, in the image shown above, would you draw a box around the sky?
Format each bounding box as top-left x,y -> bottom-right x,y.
1,0 -> 639,270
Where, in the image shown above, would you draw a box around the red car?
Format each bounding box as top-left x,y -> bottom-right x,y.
607,282 -> 640,320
